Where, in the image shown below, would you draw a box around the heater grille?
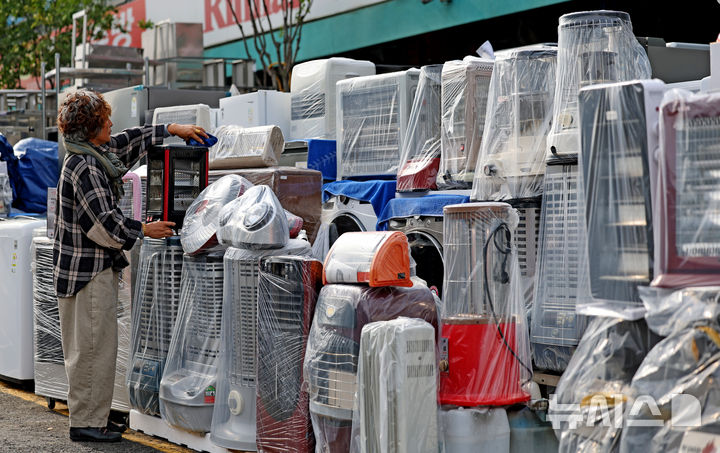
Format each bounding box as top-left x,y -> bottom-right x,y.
227,257 -> 260,386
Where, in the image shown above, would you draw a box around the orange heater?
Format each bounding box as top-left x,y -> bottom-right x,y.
322,231 -> 412,287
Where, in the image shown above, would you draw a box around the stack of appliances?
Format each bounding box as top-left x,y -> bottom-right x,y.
336,69 -> 420,180
255,255 -> 323,452
532,9 -> 651,372
289,57 -> 376,141
396,65 -> 444,192
470,44 -> 557,310
210,186 -> 312,450
304,231 -> 438,452
437,57 -> 494,190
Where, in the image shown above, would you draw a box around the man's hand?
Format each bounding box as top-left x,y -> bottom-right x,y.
143,221 -> 176,239
167,123 -> 209,144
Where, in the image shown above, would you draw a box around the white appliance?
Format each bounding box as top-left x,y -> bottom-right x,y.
355,318 -> 438,453
336,69 -> 420,179
219,90 -> 291,138
0,217 -> 45,381
321,195 -> 378,239
290,57 -> 376,140
153,104 -> 212,145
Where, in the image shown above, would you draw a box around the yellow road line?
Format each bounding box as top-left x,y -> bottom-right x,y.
0,380 -> 190,453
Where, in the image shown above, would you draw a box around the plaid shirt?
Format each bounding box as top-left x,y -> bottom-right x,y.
53,125 -> 166,297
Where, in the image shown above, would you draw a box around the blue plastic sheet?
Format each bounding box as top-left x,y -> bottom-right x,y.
0,136 -> 58,214
376,193 -> 470,231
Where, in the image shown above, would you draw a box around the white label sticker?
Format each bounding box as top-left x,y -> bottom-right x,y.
680,431 -> 720,453
131,95 -> 138,118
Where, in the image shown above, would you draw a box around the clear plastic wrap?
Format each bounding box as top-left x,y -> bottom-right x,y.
349,317 -> 438,453
0,161 -> 11,216
303,283 -> 439,453
651,89 -> 720,288
549,315 -> 662,453
290,57 -> 376,141
208,125 -> 285,169
128,237 -> 184,416
440,407 -> 510,452
547,10 -> 651,160
159,252 -> 225,433
471,45 -> 557,201
620,287 -> 720,452
311,222 -> 334,263
322,231 -> 412,287
575,80 -> 666,316
439,202 -> 532,407
216,185 -> 289,250
209,240 -> 312,451
180,175 -> 254,255
256,255 -> 323,453
437,57 -> 494,189
336,69 -> 421,179
396,65 -> 443,192
530,161 -> 587,372
208,167 -> 322,243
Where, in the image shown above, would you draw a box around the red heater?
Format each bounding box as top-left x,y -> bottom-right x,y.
439,202 -> 531,406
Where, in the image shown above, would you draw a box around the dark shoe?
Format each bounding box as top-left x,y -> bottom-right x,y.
106,420 -> 127,433
69,427 -> 122,442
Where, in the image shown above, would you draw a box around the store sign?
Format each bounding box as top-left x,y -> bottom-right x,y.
203,0 -> 389,47
96,0 -> 146,48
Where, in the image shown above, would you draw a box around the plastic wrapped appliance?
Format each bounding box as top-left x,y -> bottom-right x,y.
209,240 -> 311,451
472,45 -> 557,201
217,185 -> 289,250
0,217 -> 45,382
510,199 -> 542,311
180,175 -> 254,255
397,65 -> 443,192
336,69 -> 420,180
350,318 -> 438,453
209,167 -> 322,243
128,237 -> 184,416
256,255 -> 323,453
304,284 -> 438,453
153,104 -> 212,145
146,145 -> 209,229
652,89 -> 720,288
547,10 -> 650,160
323,231 -> 412,287
290,57 -> 376,140
577,80 -> 665,311
209,125 -> 284,169
159,253 -> 225,433
441,407 -> 510,453
0,161 -> 11,216
439,202 -> 531,406
219,90 -> 291,138
549,316 -> 661,453
438,57 -> 494,189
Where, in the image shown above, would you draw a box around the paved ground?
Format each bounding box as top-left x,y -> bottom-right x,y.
0,380 -> 192,453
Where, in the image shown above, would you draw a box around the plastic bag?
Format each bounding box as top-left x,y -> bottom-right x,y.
209,125 -> 284,169
217,185 -> 289,250
0,137 -> 58,213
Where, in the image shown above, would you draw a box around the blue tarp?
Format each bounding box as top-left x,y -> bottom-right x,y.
306,139 -> 337,181
322,179 -> 396,219
376,193 -> 470,231
0,136 -> 59,214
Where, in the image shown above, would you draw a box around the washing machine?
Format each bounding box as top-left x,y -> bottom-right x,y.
381,191 -> 470,298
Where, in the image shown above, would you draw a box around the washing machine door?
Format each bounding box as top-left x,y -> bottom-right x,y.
406,230 -> 444,297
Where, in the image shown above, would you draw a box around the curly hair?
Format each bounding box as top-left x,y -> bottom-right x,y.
57,89 -> 112,142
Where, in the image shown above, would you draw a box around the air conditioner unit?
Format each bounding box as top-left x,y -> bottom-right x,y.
256,255 -> 323,453
127,237 -> 184,416
336,69 -> 420,180
472,45 -> 557,201
160,253 -> 225,433
355,318 -> 438,453
652,90 -> 720,288
530,161 -> 586,372
305,284 -> 438,452
209,239 -> 312,451
146,145 -> 209,229
219,90 -> 291,138
397,65 -> 443,192
578,79 -> 665,306
437,57 -> 494,189
153,104 -> 212,146
547,10 -> 651,160
290,57 -> 376,141
439,202 -> 530,407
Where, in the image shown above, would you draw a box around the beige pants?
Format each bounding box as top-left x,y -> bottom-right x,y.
58,267 -> 119,428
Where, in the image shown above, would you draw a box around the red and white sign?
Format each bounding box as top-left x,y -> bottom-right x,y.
96,0 -> 147,48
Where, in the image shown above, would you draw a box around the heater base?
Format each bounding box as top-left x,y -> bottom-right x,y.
129,410 -> 233,453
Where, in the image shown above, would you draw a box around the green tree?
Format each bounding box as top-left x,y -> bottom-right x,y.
0,0 -> 118,89
225,0 -> 313,92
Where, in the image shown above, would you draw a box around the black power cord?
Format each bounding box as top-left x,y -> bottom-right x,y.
482,221 -> 534,383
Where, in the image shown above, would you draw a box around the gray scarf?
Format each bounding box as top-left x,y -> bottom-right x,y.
64,140 -> 127,200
